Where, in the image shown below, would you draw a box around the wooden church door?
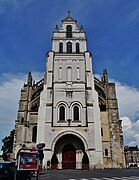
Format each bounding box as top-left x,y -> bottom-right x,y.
62,143 -> 76,169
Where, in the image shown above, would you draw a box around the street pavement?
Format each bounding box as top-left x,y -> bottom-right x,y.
32,169 -> 139,180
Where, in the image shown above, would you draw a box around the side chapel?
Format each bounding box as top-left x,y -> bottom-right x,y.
13,15 -> 125,169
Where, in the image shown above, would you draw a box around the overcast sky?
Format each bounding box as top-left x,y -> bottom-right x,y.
0,0 -> 139,153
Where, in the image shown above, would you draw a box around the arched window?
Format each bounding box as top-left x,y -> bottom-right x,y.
67,42 -> 72,53
105,149 -> 108,156
77,67 -> 80,80
59,67 -> 62,80
32,126 -> 37,143
76,42 -> 80,53
73,106 -> 79,121
66,25 -> 72,38
67,67 -> 72,81
59,106 -> 65,121
59,42 -> 63,53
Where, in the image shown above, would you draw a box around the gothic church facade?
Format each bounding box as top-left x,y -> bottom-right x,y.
13,15 -> 125,169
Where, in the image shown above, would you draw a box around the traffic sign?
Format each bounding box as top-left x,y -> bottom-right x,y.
17,152 -> 39,171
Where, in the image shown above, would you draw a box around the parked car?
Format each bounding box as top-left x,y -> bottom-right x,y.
0,161 -> 32,180
0,162 -> 15,179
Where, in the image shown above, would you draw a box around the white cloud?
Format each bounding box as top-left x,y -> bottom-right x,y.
122,116 -> 132,131
115,82 -> 139,146
116,81 -> 139,119
121,116 -> 139,146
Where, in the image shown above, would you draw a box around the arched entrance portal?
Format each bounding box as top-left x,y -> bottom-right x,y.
54,134 -> 86,169
62,143 -> 76,169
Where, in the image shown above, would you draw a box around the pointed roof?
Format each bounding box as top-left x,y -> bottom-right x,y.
62,15 -> 77,23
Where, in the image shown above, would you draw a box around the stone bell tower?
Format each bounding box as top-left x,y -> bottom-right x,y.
37,14 -> 103,169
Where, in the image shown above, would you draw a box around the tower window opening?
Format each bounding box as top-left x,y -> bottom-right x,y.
59,106 -> 65,121
105,148 -> 108,156
100,104 -> 106,111
59,42 -> 63,53
101,128 -> 103,136
66,25 -> 72,38
73,106 -> 79,121
32,126 -> 37,143
67,42 -> 72,53
76,42 -> 80,53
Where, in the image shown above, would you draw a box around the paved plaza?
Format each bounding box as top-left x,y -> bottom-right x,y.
32,169 -> 139,180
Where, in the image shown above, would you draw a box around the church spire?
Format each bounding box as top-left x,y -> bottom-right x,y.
103,68 -> 108,83
27,72 -> 32,86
